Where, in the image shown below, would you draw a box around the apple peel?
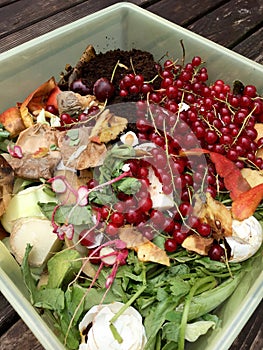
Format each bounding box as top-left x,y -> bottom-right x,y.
232,183 -> 263,220
181,149 -> 251,201
209,152 -> 251,201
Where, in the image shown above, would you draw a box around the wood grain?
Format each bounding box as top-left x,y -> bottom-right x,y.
147,0 -> 229,26
187,0 -> 263,48
230,300 -> 263,350
0,294 -> 19,336
0,319 -> 44,350
0,0 -> 149,53
233,26 -> 263,63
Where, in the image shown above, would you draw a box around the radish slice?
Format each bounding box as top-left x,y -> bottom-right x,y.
7,144 -> 23,159
58,223 -> 74,240
51,177 -> 67,194
77,186 -> 89,206
100,246 -> 117,265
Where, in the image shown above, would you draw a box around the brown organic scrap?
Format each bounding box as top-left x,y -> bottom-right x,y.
89,109 -> 128,144
193,192 -> 232,240
118,225 -> 170,266
56,91 -> 100,116
182,234 -> 214,255
0,155 -> 14,217
4,124 -> 61,180
68,45 -> 97,87
57,126 -> 107,170
0,77 -> 58,137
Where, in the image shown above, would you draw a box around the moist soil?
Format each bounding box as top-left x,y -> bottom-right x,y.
59,48 -> 161,104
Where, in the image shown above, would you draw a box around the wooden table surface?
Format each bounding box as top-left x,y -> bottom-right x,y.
0,0 -> 262,349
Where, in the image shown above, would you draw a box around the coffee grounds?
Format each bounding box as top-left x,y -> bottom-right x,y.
59,48 -> 161,104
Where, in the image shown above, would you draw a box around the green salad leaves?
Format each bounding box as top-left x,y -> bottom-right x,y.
21,240 -> 260,350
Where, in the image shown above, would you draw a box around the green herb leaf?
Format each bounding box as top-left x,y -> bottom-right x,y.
185,320 -> 216,342
113,177 -> 141,194
34,288 -> 65,311
21,244 -> 38,303
88,189 -> 118,206
99,144 -> 136,184
38,202 -> 94,226
0,130 -> 9,138
47,249 -> 82,289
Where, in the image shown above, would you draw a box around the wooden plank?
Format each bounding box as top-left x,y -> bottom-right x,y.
229,300 -> 263,350
145,0 -> 263,65
0,0 -> 89,38
147,0 -> 228,26
0,319 -> 44,350
0,294 -> 19,336
233,26 -> 263,64
187,0 -> 263,48
0,0 -> 18,7
0,0 -> 148,53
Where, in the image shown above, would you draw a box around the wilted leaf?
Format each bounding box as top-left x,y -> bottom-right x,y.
4,153 -> 61,180
89,109 -> 128,144
76,142 -> 107,169
3,124 -> 62,180
118,225 -> 170,266
241,168 -> 263,187
182,234 -> 214,255
16,124 -> 60,154
19,77 -> 57,128
193,193 -> 232,239
0,106 -> 25,137
58,126 -> 107,169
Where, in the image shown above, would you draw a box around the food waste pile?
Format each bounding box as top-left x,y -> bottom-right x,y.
0,44 -> 263,350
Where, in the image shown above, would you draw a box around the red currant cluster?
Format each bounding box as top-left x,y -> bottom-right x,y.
115,56 -> 263,259
119,56 -> 263,171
